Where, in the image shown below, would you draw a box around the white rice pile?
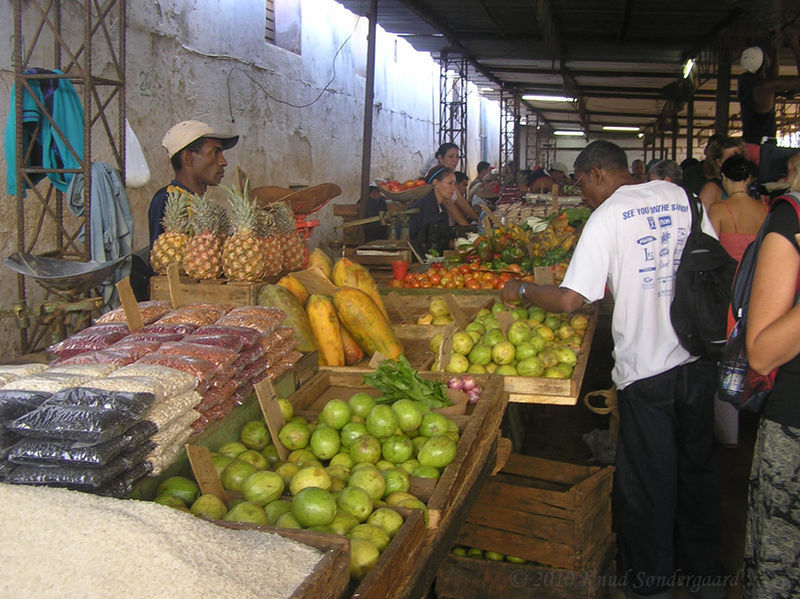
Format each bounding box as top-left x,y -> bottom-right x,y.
0,483 -> 324,599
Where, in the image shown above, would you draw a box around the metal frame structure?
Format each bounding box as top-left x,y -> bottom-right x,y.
499,88 -> 519,176
12,0 -> 126,353
438,50 -> 468,171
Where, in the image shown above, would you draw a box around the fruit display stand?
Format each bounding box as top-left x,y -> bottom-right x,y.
215,521 -> 352,599
287,369 -> 508,598
435,454 -> 616,599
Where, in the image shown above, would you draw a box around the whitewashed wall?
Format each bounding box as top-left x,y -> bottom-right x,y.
0,0 -> 501,358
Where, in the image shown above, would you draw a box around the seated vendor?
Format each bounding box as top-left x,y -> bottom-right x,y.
409,167 -> 463,256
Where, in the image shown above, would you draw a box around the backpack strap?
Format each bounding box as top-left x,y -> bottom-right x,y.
684,189 -> 703,236
769,192 -> 800,297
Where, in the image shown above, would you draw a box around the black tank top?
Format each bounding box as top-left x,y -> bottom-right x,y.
738,73 -> 776,145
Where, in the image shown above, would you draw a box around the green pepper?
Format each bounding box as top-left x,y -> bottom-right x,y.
476,240 -> 492,263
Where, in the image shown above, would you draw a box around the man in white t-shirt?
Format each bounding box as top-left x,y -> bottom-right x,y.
501,141 -> 724,599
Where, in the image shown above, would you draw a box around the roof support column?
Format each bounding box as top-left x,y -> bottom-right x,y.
686,97 -> 694,159
359,0 -> 378,217
714,51 -> 731,136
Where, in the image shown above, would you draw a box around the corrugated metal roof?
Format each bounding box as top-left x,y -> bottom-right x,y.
338,0 -> 800,139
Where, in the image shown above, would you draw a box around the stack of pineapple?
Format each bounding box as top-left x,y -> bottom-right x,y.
150,182 -> 308,282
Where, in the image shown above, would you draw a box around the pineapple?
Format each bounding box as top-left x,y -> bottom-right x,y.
258,207 -> 284,278
273,200 -> 306,271
182,192 -> 224,280
221,184 -> 268,281
150,187 -> 190,275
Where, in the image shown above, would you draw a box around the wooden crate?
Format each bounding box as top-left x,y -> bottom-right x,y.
215,522 -> 351,599
382,291 -> 496,325
150,276 -> 276,306
435,534 -> 617,599
454,453 -> 615,571
287,369 -> 507,529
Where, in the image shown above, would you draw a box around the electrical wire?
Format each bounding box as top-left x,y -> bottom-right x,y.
226,15 -> 359,121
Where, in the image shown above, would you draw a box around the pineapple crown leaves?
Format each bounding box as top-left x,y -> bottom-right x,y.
188,192 -> 225,235
272,200 -> 298,233
220,181 -> 263,236
161,188 -> 192,234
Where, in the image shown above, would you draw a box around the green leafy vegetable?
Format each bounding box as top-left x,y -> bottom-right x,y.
363,356 -> 451,409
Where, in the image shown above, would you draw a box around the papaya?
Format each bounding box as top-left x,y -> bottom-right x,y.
307,248 -> 333,280
257,284 -> 317,353
276,274 -> 309,305
331,258 -> 389,319
340,325 -> 365,365
306,294 -> 345,366
333,287 -> 403,360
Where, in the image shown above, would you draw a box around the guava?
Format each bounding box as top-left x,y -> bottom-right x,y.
431,315 -> 453,325
319,398 -> 351,430
381,467 -> 410,496
340,421 -> 369,448
538,349 -> 559,368
491,302 -> 507,315
350,434 -> 382,464
190,494 -> 227,520
237,449 -> 268,471
291,486 -> 337,527
445,353 -> 469,373
349,537 -> 380,580
368,507 -> 404,538
275,511 -> 303,529
528,306 -> 546,323
278,419 -> 311,451
242,470 -> 285,506
528,334 -> 547,353
467,363 -> 486,374
288,448 -> 315,464
467,343 -> 492,366
514,341 -> 537,361
570,313 -> 589,331
400,459 -> 420,475
310,424 -> 341,460
326,464 -> 351,482
336,486 -> 373,523
289,465 -> 332,494
157,476 -> 200,505
451,331 -> 475,355
517,356 -> 545,377
212,454 -> 234,477
348,392 -> 376,419
419,412 -> 449,437
391,399 -> 422,433
223,501 -> 269,525
429,332 -> 443,354
507,321 -> 530,346
553,346 -> 578,367
491,341 -> 516,365
260,445 -> 280,467
329,511 -> 359,535
275,461 -> 300,485
218,441 -> 248,459
429,298 -> 450,317
544,366 -> 568,379
264,499 -> 293,524
417,435 -> 457,469
482,328 -> 506,347
277,398 -> 293,422
556,324 -> 575,340
366,405 -> 398,439
382,434 -> 414,464
239,420 -> 271,450
465,321 -> 485,335
544,314 -> 562,330
485,551 -> 505,561
411,464 -> 440,479
534,325 -> 555,342
221,460 -> 257,492
330,452 -> 355,469
348,464 -> 386,500
349,523 -> 391,553
495,364 -> 518,376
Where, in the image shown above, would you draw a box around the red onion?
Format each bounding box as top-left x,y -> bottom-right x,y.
461,375 -> 477,391
448,377 -> 464,390
466,387 -> 482,404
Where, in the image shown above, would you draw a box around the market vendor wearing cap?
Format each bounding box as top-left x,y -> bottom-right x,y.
527,162 -> 569,194
737,35 -> 800,164
148,120 -> 239,248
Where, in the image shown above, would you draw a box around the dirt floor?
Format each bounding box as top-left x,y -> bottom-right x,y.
514,307 -> 755,599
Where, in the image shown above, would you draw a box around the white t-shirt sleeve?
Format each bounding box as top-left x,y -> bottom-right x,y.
559,213 -> 612,304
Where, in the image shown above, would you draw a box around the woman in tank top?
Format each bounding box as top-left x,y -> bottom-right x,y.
708,154 -> 767,262
707,154 -> 767,449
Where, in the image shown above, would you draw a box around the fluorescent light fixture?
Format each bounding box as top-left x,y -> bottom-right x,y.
602,125 -> 641,132
637,133 -> 644,138
682,58 -> 695,79
479,87 -> 495,92
522,94 -> 576,103
553,130 -> 585,136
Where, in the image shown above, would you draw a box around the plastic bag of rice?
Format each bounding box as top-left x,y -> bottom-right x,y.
0,363 -> 48,387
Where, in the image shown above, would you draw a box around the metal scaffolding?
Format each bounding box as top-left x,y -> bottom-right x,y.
438,51 -> 468,171
11,0 -> 126,353
499,89 -> 520,176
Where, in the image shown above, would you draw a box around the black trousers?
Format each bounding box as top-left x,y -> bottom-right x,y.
616,359 -> 723,595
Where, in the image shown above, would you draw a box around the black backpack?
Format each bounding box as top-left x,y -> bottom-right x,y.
670,192 -> 738,361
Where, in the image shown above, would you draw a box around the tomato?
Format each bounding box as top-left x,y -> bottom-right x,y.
389,279 -> 403,288
429,273 -> 442,285
521,274 -> 536,282
418,275 -> 430,287
506,264 -> 522,274
481,272 -> 495,282
443,280 -> 457,289
410,280 -> 421,288
428,262 -> 442,272
493,279 -> 505,290
415,179 -> 427,187
458,264 -> 471,275
499,272 -> 513,282
480,280 -> 495,290
404,273 -> 416,282
465,278 -> 481,289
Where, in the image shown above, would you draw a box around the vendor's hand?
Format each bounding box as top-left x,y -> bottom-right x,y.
501,278 -> 524,307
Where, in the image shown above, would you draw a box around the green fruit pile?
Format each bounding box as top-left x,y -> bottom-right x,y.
152,393 -> 462,582
437,301 -> 586,378
451,545 -> 528,564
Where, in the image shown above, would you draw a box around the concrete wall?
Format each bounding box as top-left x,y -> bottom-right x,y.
0,0 -> 500,358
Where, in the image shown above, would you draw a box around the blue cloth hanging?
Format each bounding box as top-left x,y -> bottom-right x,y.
4,68 -> 85,196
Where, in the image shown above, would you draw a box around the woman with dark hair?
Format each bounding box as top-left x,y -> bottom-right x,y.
698,137 -> 745,212
409,167 -> 466,255
421,143 -> 478,222
708,154 -> 767,448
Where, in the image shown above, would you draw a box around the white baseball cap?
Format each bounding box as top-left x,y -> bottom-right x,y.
162,120 -> 239,159
740,47 -> 764,74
